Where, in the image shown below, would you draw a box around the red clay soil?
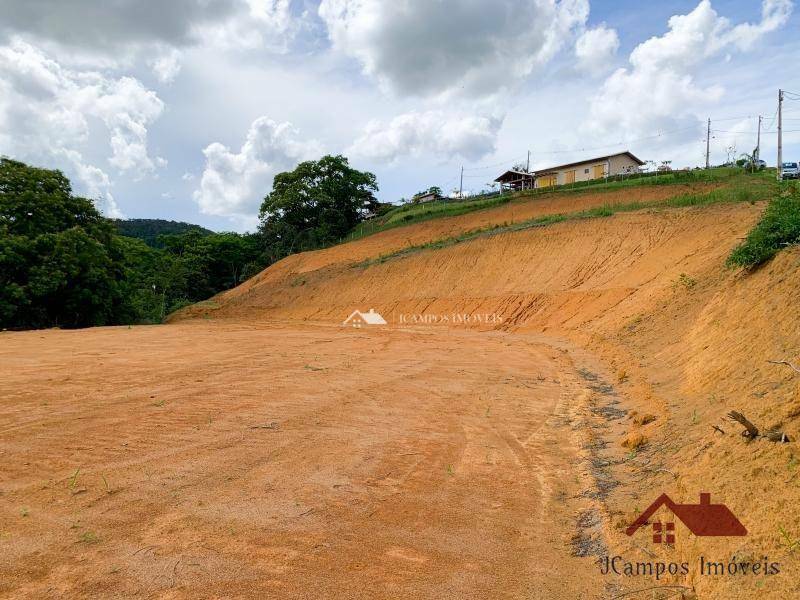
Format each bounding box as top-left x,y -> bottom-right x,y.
0,323 -> 622,599
229,182 -> 718,296
3,184 -> 799,599
174,190 -> 800,598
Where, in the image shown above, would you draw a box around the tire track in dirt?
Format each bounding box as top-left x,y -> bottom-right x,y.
0,323 -> 612,599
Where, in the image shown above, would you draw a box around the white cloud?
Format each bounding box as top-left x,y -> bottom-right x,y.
0,0 -> 241,50
587,0 -> 792,137
349,110 -> 502,163
0,39 -> 166,216
575,25 -> 619,72
59,149 -> 121,217
318,0 -> 589,97
91,76 -> 165,174
150,48 -> 182,83
193,117 -> 323,224
199,0 -> 296,51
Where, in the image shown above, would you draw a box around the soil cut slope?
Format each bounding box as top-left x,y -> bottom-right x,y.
3,180 -> 798,599
175,183 -> 800,599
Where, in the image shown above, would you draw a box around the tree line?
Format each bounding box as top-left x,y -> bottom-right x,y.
0,155 -> 385,330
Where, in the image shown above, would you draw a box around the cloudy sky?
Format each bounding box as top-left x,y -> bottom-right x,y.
1,0 -> 798,231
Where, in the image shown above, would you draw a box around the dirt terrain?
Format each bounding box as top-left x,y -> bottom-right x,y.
3,182 -> 799,599
0,322 -> 627,599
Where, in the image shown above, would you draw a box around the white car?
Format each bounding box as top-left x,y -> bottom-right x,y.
781,162 -> 799,179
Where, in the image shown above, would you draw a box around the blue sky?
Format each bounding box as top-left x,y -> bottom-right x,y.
1,0 -> 798,232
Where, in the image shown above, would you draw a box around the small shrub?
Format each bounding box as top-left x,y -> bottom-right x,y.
727,192 -> 800,268
79,531 -> 100,544
676,273 -> 697,289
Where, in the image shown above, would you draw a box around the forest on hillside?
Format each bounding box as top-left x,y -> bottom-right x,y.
0,155 -> 381,330
112,218 -> 214,247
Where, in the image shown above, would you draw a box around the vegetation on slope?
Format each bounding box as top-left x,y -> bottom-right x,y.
357,172 -> 778,268
3,152 -> 789,331
0,159 -> 264,328
1,156 -> 382,329
0,158 -> 130,329
346,167 -> 751,244
348,195 -> 510,242
727,183 -> 800,268
258,155 -> 383,261
113,218 -> 214,247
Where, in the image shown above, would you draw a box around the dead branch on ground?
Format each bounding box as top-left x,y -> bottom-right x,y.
727,411 -> 759,438
726,411 -> 791,443
250,422 -> 280,430
768,360 -> 800,375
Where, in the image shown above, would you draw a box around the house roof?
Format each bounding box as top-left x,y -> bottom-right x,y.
626,493 -> 747,537
534,151 -> 645,175
494,170 -> 535,183
344,309 -> 387,325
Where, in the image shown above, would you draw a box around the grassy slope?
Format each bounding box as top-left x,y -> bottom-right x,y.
348,167 -> 759,245
357,171 -> 778,267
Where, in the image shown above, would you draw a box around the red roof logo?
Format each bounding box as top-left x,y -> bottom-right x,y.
626,493 -> 746,543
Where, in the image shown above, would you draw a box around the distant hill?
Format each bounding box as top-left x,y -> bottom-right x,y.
112,219 -> 215,248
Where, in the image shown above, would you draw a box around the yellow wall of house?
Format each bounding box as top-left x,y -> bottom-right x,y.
535,155 -> 641,188
537,175 -> 557,188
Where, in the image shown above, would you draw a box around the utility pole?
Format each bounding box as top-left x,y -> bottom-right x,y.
526,150 -> 531,173
777,89 -> 783,181
756,115 -> 762,162
459,166 -> 464,198
705,118 -> 711,169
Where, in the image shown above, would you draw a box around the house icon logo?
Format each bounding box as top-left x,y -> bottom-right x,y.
342,308 -> 387,328
626,493 -> 746,544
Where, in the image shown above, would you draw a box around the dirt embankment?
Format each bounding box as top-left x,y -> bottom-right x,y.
178,182 -> 800,599
222,182 -> 717,299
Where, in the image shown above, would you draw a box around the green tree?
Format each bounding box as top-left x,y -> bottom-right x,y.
258,155 -> 378,257
0,158 -> 126,329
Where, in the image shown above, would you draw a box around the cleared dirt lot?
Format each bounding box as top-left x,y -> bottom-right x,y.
0,322 -> 616,599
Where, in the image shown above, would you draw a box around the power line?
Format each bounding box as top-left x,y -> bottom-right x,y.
438,99 -> 798,195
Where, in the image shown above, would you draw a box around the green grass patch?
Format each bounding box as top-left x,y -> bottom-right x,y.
727,185 -> 800,269
348,195 -> 510,242
347,166 -> 766,246
355,174 -> 776,268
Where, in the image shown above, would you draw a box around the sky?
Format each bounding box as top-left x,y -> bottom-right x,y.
0,0 -> 798,232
